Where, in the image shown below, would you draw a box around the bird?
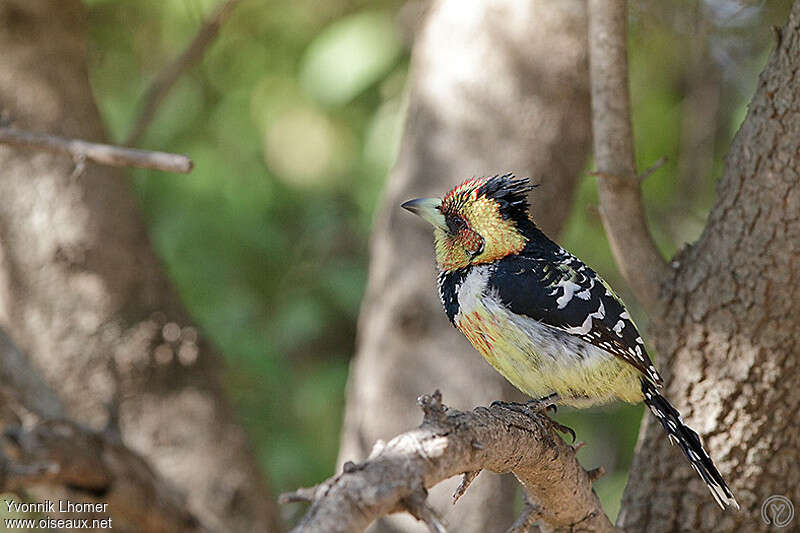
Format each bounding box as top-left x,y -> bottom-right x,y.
401,173 -> 738,510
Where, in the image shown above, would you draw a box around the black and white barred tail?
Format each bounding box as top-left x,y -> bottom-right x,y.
641,379 -> 739,510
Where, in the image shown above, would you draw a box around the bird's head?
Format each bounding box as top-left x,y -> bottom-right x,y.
402,174 -> 534,272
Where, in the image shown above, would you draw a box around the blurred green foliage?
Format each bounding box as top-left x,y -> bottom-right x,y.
85,0 -> 790,525
88,0 -> 407,502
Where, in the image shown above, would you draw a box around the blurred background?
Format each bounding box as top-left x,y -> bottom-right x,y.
84,0 -> 791,527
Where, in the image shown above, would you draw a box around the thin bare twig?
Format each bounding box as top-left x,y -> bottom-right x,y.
506,493 -> 542,533
0,127 -> 193,173
125,0 -> 241,146
282,391 -> 616,533
402,487 -> 447,533
637,155 -> 668,182
452,470 -> 480,503
587,466 -> 606,482
591,156 -> 668,184
588,0 -> 670,312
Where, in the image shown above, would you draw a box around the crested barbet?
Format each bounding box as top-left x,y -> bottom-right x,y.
402,174 -> 738,510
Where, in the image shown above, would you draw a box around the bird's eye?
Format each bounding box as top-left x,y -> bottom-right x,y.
446,215 -> 468,234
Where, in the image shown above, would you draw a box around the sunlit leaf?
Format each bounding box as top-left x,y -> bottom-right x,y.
300,10 -> 402,105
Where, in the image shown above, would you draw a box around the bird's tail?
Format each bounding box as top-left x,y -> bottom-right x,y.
641,379 -> 739,510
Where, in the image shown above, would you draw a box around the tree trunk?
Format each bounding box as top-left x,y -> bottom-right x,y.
618,2 -> 800,531
0,1 -> 277,531
337,1 -> 591,531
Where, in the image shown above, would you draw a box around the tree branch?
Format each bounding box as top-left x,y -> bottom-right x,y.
283,392 -> 616,533
125,0 -> 241,146
1,419 -> 199,531
0,327 -> 199,531
587,0 -> 670,312
0,127 -> 193,173
0,328 -> 65,420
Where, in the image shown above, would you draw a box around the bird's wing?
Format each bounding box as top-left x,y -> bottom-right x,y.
489,249 -> 663,386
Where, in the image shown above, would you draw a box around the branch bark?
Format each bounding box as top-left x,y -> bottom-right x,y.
0,127 -> 193,173
587,0 -> 670,312
289,392 -> 615,533
125,0 -> 241,146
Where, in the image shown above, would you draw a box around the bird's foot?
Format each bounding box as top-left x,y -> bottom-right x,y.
547,420 -> 576,443
490,394 -> 576,442
491,393 -> 559,414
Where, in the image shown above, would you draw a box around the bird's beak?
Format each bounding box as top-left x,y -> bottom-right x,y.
401,197 -> 447,231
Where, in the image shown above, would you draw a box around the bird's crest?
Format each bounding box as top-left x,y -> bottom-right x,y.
442,174 -> 535,224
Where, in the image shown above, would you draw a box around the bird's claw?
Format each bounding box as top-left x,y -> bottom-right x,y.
490,394 -> 575,443
550,420 -> 576,443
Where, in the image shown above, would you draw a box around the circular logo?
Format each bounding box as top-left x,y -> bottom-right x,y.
761,495 -> 794,528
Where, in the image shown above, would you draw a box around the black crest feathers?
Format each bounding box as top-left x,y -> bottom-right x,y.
476,174 -> 535,222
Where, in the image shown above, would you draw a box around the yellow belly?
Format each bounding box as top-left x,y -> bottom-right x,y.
457,307 -> 644,408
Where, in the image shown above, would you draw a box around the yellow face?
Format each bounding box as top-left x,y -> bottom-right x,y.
432,179 -> 528,271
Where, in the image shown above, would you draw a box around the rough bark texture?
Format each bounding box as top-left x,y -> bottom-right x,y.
337,1 -> 591,531
292,393 -> 614,533
0,1 -> 277,531
618,2 -> 800,531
